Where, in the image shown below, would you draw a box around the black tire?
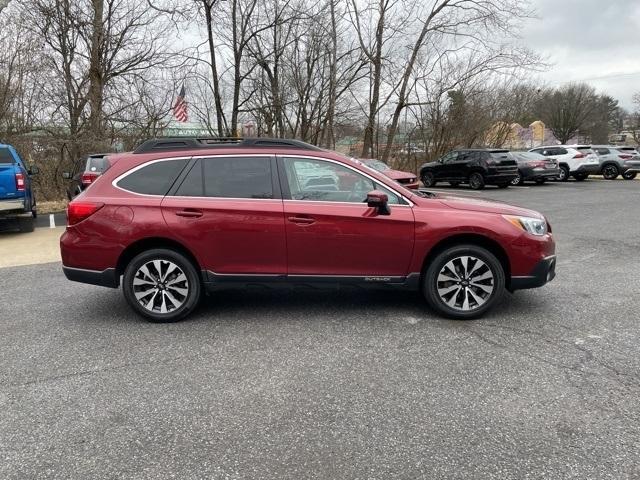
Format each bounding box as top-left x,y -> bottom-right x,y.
422,244 -> 505,320
534,178 -> 546,185
573,173 -> 588,181
622,171 -> 637,180
18,216 -> 35,233
449,181 -> 460,187
468,172 -> 485,190
601,164 -> 619,180
123,248 -> 202,323
496,183 -> 510,189
557,165 -> 569,182
511,171 -> 524,186
421,171 -> 436,188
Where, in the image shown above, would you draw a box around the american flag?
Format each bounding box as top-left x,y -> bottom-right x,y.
173,85 -> 188,122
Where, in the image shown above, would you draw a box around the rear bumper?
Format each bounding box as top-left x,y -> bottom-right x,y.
62,266 -> 120,288
521,166 -> 560,180
485,173 -> 518,184
510,255 -> 556,290
0,198 -> 27,215
572,164 -> 600,174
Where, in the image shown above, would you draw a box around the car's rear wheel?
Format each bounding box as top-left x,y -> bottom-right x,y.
421,171 -> 436,188
468,172 -> 485,190
123,248 -> 201,323
511,172 -> 523,186
602,164 -> 619,180
557,165 -> 569,182
423,245 -> 505,319
623,171 -> 637,180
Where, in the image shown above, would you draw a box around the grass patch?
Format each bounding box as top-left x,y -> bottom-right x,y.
38,200 -> 68,214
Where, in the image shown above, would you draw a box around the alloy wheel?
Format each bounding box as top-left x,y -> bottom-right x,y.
511,173 -> 522,185
602,165 -> 618,180
436,256 -> 495,312
132,260 -> 189,314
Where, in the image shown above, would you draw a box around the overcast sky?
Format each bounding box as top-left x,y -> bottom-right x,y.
521,0 -> 640,109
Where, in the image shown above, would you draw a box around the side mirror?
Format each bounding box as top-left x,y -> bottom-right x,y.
28,165 -> 40,175
62,171 -> 72,179
366,190 -> 390,215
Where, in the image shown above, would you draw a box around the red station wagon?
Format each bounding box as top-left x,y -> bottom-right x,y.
60,138 -> 556,322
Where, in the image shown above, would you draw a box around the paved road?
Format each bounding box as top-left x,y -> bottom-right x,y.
1,179 -> 639,479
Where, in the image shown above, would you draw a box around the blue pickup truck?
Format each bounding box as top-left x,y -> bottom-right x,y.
0,143 -> 38,232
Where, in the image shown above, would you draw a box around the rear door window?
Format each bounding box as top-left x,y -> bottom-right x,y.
117,159 -> 187,195
0,148 -> 15,163
595,148 -> 609,155
175,156 -> 274,199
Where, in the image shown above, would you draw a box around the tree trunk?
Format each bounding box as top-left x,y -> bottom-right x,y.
88,0 -> 104,141
204,0 -> 227,136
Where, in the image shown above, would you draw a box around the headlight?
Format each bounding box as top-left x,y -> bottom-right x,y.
503,215 -> 547,236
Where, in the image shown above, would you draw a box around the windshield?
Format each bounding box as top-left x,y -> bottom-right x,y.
362,159 -> 391,172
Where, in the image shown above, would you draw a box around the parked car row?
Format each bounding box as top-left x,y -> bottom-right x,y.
412,144 -> 639,190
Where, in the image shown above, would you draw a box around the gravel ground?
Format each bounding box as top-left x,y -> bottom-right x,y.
1,178 -> 639,479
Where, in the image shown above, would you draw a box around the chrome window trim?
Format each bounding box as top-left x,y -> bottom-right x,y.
279,154 -> 415,207
111,152 -> 414,207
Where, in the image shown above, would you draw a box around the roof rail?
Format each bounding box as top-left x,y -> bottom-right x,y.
133,137 -> 324,154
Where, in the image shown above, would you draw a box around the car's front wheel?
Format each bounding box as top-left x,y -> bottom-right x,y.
421,171 -> 436,188
123,248 -> 202,323
623,171 -> 637,180
423,245 -> 505,319
557,165 -> 569,182
511,171 -> 523,186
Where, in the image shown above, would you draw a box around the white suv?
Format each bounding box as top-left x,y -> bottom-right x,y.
529,145 -> 600,181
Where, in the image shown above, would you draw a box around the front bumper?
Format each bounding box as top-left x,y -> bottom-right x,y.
510,255 -> 556,290
62,266 -> 120,288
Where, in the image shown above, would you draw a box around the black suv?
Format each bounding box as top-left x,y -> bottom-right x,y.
420,149 -> 518,190
62,154 -> 110,199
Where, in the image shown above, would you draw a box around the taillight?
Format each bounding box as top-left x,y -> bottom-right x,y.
15,172 -> 25,191
81,172 -> 100,186
526,161 -> 547,168
66,202 -> 104,226
619,154 -> 633,160
573,153 -> 585,159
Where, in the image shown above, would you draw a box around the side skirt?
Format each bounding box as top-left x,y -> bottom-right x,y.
202,271 -> 421,292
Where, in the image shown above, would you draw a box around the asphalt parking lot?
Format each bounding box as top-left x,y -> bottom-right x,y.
1,178 -> 639,479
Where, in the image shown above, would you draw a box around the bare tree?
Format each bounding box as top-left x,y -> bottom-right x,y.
536,83 -> 597,144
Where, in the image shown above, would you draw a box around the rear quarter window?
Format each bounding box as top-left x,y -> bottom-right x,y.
116,159 -> 187,195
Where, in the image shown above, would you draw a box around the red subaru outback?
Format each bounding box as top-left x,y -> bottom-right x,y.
60,138 -> 556,322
